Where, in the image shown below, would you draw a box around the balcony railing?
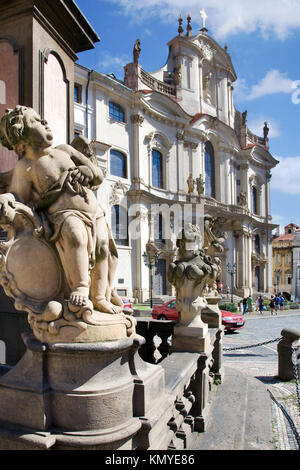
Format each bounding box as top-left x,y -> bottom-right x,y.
139,69 -> 176,97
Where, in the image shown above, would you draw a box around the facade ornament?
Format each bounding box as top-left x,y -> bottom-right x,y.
196,174 -> 205,195
178,14 -> 184,36
0,106 -> 135,343
186,13 -> 192,36
133,39 -> 141,64
109,180 -> 127,206
131,113 -> 144,126
198,40 -> 216,61
176,130 -> 185,141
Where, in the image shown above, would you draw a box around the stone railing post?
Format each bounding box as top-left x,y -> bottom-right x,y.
278,328 -> 300,381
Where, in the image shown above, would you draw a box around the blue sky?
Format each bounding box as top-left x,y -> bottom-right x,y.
75,0 -> 300,232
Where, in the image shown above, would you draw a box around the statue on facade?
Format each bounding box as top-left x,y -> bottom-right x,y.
173,64 -> 182,86
239,190 -> 247,208
187,173 -> 195,194
242,110 -> 247,126
133,39 -> 141,64
0,106 -> 135,343
263,121 -> 269,140
203,72 -> 212,104
196,174 -> 205,195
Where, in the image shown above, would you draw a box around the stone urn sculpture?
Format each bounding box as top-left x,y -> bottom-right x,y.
168,223 -> 219,352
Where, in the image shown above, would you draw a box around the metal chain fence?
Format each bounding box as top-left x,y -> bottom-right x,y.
223,337 -> 283,352
224,336 -> 300,415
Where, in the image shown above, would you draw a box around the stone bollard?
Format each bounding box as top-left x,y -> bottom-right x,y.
277,328 -> 300,381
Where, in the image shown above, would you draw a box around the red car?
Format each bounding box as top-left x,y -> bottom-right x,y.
122,298 -> 133,310
152,299 -> 245,331
221,310 -> 245,331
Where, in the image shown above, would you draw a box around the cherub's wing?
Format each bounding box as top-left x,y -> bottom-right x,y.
70,135 -> 99,166
0,169 -> 14,194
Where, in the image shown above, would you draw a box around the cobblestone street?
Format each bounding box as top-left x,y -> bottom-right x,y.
224,312 -> 300,450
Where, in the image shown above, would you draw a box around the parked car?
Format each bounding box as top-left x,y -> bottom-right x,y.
122,298 -> 133,309
221,310 -> 245,331
152,299 -> 178,321
152,299 -> 245,332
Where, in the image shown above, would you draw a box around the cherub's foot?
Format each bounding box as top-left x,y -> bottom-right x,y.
111,289 -> 124,308
69,288 -> 89,307
93,296 -> 123,314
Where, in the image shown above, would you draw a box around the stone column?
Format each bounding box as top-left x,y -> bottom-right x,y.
265,171 -> 272,218
240,163 -> 249,208
176,131 -> 185,194
131,113 -> 144,186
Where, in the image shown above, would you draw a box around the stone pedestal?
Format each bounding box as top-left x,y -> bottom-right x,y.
0,332 -> 165,450
278,328 -> 300,381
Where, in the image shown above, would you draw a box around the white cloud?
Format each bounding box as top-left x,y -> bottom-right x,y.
234,70 -> 294,103
271,155 -> 300,195
98,51 -> 131,77
247,115 -> 281,139
103,0 -> 300,41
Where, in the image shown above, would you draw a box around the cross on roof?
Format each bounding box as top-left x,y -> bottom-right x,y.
200,9 -> 208,29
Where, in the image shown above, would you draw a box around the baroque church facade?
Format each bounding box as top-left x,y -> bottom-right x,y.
74,17 -> 278,303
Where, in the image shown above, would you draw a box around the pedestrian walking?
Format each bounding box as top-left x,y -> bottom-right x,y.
258,295 -> 264,314
242,297 -> 248,315
280,295 -> 285,311
255,297 -> 260,312
274,294 -> 280,314
269,295 -> 275,315
247,295 -> 253,312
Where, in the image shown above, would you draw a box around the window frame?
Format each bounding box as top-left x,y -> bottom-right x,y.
109,101 -> 125,123
204,141 -> 216,199
111,204 -> 129,247
110,149 -> 127,179
151,148 -> 164,189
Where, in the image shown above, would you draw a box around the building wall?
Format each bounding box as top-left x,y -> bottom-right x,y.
74,31 -> 278,302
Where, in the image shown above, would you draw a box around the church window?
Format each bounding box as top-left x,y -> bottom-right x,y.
252,187 -> 258,214
152,149 -> 163,189
204,141 -> 215,198
111,204 -> 128,246
74,83 -> 82,104
254,235 -> 260,254
110,150 -> 127,178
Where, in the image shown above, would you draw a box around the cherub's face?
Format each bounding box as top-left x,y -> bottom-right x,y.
23,109 -> 53,149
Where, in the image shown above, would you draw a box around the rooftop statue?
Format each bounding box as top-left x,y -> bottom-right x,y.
0,106 -> 135,343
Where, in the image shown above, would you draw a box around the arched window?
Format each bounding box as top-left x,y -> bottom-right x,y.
110,150 -> 127,178
204,141 -> 215,198
154,213 -> 165,244
111,205 -> 128,246
252,187 -> 258,214
109,101 -> 125,122
152,149 -> 163,189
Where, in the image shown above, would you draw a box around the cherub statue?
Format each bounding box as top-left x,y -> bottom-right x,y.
0,106 -> 123,317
